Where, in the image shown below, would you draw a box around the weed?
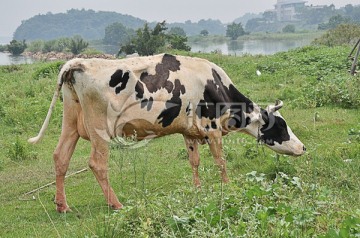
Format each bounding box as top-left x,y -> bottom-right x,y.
0,64 -> 21,73
32,61 -> 63,80
348,125 -> 360,143
6,137 -> 37,161
0,104 -> 5,118
176,148 -> 188,160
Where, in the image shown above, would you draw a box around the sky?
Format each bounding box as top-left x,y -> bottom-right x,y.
1,0 -> 359,37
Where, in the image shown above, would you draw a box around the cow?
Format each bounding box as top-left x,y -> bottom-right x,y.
28,53 -> 305,212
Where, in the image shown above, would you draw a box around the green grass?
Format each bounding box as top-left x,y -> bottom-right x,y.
0,46 -> 360,237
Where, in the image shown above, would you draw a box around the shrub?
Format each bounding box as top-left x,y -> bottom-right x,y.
6,138 -> 37,161
293,75 -> 360,108
69,36 -> 89,54
0,44 -> 7,52
313,24 -> 360,46
283,24 -> 296,33
32,61 -> 64,80
26,40 -> 44,53
8,40 -> 27,55
0,65 -> 22,73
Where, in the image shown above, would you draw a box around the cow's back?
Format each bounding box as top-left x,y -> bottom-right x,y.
61,54 -> 235,140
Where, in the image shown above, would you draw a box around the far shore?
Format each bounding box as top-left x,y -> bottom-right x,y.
22,51 -> 116,61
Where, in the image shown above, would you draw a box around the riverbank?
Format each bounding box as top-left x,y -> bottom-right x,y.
22,51 -> 115,61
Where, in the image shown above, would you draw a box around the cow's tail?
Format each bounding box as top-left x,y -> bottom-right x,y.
28,59 -> 84,144
28,81 -> 63,144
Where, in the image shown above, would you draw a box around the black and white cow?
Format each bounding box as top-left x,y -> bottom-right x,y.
29,54 -> 305,212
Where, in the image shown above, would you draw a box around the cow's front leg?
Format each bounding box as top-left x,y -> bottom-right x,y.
183,135 -> 201,188
88,141 -> 122,210
53,130 -> 79,213
207,132 -> 229,183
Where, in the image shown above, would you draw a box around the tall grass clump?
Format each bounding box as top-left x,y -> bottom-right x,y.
32,61 -> 64,80
294,74 -> 360,108
6,137 -> 37,161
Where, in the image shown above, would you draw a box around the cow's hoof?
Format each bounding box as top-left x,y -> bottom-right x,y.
56,206 -> 72,213
110,203 -> 123,210
194,182 -> 202,189
222,178 -> 230,184
56,203 -> 71,213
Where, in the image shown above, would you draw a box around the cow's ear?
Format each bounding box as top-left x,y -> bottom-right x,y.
267,100 -> 283,113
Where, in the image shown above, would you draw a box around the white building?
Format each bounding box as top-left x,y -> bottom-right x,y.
274,0 -> 307,21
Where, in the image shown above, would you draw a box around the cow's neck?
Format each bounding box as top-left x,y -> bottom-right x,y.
227,84 -> 254,113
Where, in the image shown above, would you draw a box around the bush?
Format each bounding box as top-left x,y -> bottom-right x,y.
293,75 -> 360,108
6,138 -> 37,161
32,61 -> 64,80
0,44 -> 7,52
313,24 -> 360,46
8,40 -> 27,55
282,24 -> 295,33
69,36 -> 89,54
27,40 -> 44,53
168,35 -> 191,51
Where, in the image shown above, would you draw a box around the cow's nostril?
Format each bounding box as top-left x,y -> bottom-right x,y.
303,146 -> 306,151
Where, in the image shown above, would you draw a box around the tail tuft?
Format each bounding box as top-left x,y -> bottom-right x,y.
28,136 -> 41,144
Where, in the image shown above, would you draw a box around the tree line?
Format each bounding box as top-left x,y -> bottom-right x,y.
13,9 -> 226,41
2,20 -> 248,56
0,36 -> 89,56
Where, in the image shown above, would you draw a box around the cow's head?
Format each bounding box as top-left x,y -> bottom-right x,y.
246,100 -> 305,156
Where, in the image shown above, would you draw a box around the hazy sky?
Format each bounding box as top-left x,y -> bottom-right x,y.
1,0 -> 359,37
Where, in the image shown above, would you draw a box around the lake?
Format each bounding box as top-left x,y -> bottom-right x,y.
0,36 -> 316,65
0,52 -> 34,65
189,37 -> 314,55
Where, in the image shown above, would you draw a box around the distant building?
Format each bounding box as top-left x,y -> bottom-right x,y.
274,0 -> 307,21
263,0 -> 330,23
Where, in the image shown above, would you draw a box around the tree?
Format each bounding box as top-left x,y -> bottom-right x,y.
69,36 -> 89,54
0,44 -> 7,52
168,27 -> 186,37
282,24 -> 296,33
121,21 -> 165,56
245,18 -> 263,32
344,4 -> 354,15
318,14 -> 349,30
168,35 -> 191,51
120,21 -> 191,55
200,29 -> 209,36
263,11 -> 277,22
103,22 -> 134,45
313,24 -> 360,46
8,40 -> 27,55
226,23 -> 245,40
298,5 -> 336,25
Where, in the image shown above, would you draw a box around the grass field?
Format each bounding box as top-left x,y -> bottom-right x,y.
0,45 -> 359,237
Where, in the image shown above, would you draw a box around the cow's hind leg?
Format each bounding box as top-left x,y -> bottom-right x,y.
183,136 -> 201,187
207,131 -> 229,183
88,140 -> 122,210
53,130 -> 79,212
